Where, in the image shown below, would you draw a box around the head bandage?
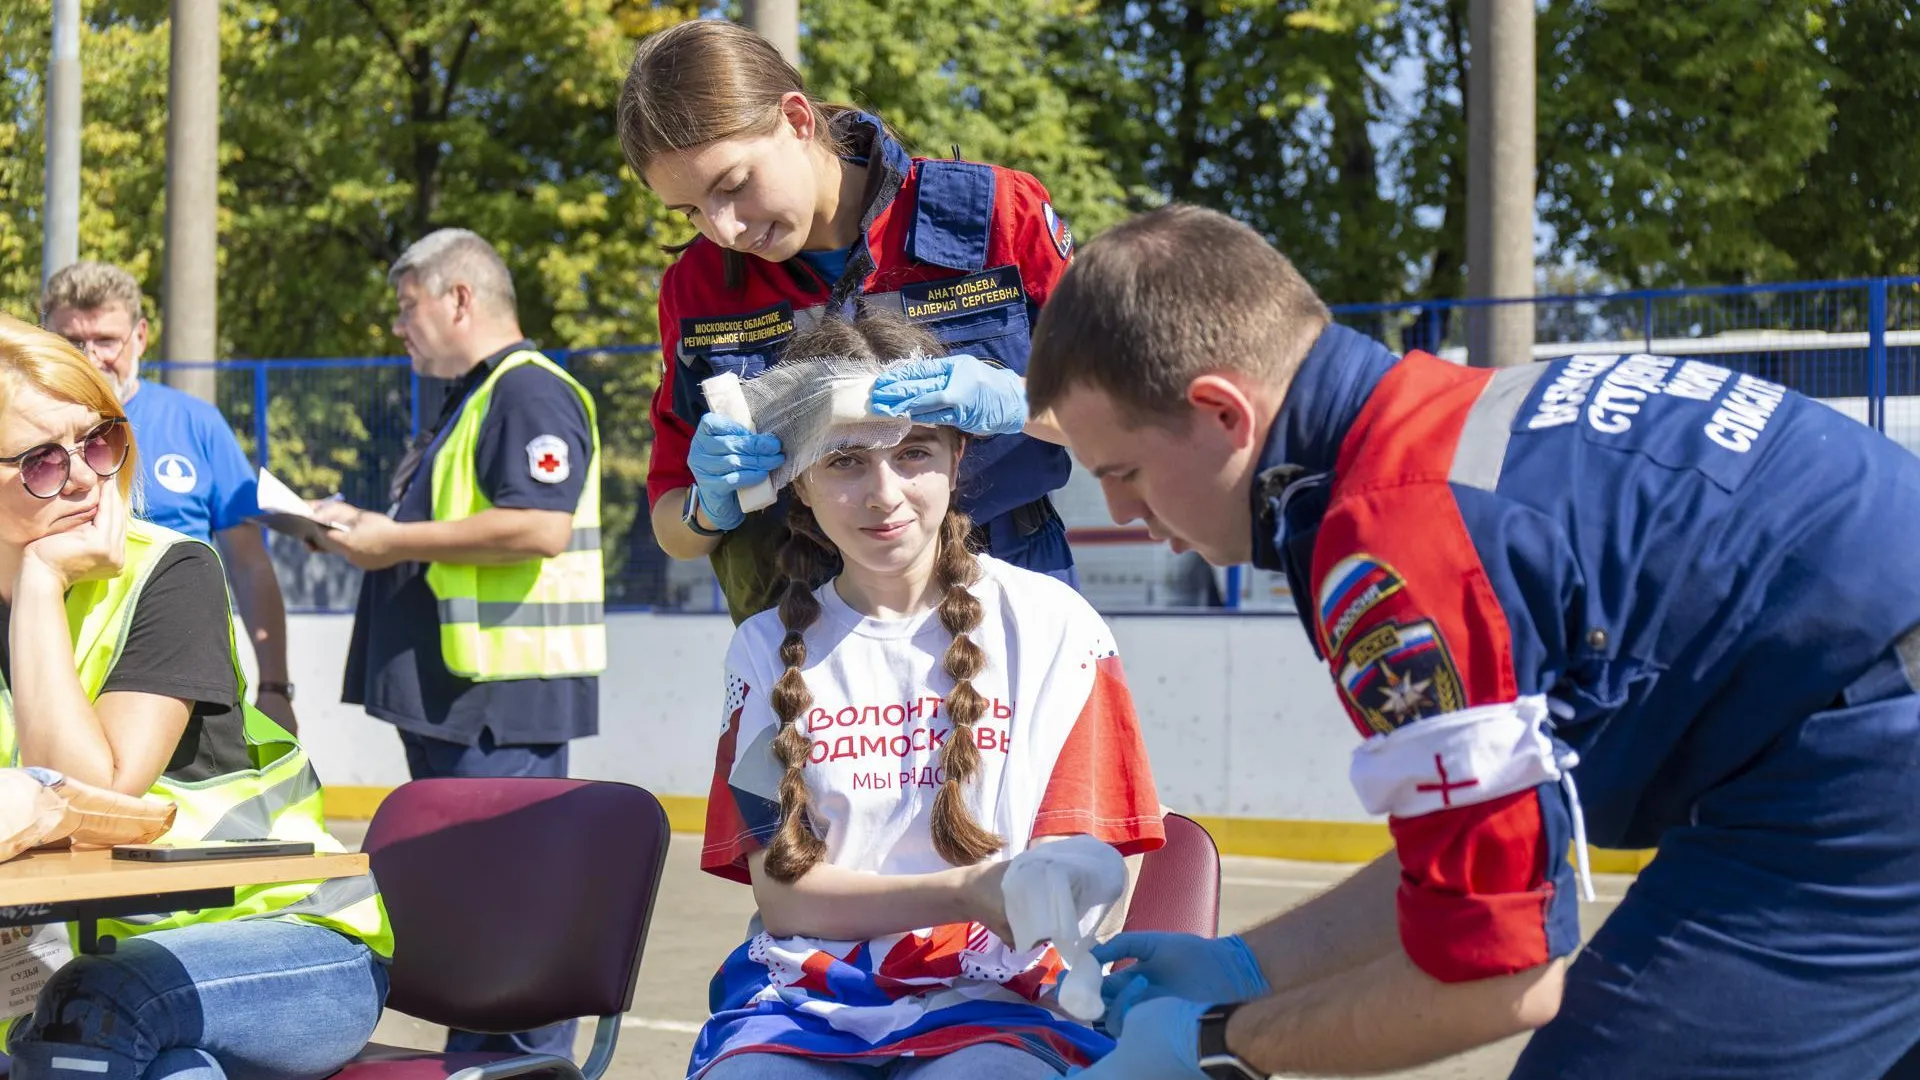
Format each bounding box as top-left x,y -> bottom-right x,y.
703,357 -> 915,512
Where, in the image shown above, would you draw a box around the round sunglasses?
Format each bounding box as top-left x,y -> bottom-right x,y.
0,418 -> 131,499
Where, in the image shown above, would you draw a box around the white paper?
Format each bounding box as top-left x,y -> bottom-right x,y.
254,469 -> 319,518
249,470 -> 346,543
0,923 -> 73,1020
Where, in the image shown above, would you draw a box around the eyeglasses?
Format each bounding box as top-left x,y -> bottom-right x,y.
0,418 -> 131,499
63,334 -> 131,363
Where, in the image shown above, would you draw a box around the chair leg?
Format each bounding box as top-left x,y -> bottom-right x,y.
576,1014 -> 622,1080
448,1053 -> 584,1080
447,1017 -> 620,1080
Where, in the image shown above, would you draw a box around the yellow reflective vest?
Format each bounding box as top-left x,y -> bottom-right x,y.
0,520 -> 392,955
425,349 -> 606,681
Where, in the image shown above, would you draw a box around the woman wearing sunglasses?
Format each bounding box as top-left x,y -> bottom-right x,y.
0,314 -> 391,1080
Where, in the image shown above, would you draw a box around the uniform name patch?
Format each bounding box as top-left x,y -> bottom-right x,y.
678,302 -> 797,354
900,266 -> 1026,322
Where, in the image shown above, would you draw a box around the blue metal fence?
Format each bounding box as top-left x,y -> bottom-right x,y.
145,276 -> 1920,615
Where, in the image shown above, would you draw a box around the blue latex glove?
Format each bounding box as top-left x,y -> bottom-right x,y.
869,353 -> 1028,437
687,413 -> 785,532
1069,997 -> 1210,1079
1094,933 -> 1270,1037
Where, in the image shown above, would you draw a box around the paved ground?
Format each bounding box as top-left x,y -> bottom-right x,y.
335,823 -> 1630,1080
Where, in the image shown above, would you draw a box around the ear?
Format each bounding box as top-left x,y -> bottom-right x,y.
1186,374 -> 1260,451
129,318 -> 150,358
779,91 -> 815,142
790,474 -> 812,508
449,282 -> 476,323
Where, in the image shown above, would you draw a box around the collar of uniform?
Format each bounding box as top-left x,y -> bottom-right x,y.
434,340 -> 534,428
817,111 -> 912,310
1248,323 -> 1399,570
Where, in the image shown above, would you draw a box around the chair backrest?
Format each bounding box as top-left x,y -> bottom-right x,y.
1122,812 -> 1221,937
361,778 -> 671,1033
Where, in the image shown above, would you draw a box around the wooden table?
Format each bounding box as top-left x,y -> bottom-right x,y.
0,848 -> 369,952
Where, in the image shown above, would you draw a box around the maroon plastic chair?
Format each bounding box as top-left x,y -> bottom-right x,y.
328,778 -> 671,1080
1122,812 -> 1221,937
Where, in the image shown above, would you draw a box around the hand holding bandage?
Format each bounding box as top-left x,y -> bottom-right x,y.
689,414 -> 786,530
1002,834 -> 1129,1021
870,353 -> 1029,437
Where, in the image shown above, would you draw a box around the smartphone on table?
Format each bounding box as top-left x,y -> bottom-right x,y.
111,839 -> 316,863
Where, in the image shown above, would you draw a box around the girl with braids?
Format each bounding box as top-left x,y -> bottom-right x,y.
691,312 -> 1165,1080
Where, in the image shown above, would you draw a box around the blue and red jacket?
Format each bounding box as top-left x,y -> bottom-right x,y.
647,113 -> 1077,595
1262,324 -> 1920,983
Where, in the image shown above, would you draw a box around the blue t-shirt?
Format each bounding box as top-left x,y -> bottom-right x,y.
798,245 -> 853,286
341,344 -> 598,746
123,381 -> 260,543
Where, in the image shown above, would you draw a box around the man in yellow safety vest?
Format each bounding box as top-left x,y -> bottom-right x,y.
310,228 -> 603,1061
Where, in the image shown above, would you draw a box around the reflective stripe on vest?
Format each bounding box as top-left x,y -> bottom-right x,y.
425,350 -> 607,681
0,521 -> 393,957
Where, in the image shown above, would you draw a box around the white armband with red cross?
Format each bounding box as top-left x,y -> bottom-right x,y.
1349,694 -> 1563,817
1348,693 -> 1596,901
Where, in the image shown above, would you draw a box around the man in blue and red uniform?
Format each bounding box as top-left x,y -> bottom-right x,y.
645,111 -> 1078,622
1026,204 -> 1920,1079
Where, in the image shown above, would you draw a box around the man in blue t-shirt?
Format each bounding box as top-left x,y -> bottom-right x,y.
40,262 -> 298,732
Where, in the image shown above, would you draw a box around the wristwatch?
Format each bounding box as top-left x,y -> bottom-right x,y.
257,681 -> 295,702
1197,1002 -> 1264,1080
682,487 -> 725,537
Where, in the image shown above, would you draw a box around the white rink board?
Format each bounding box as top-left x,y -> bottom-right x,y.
287,610 -> 1370,824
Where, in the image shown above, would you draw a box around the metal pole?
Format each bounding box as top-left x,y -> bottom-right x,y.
42,0 -> 81,287
742,0 -> 800,69
1466,0 -> 1536,367
1869,279 -> 1888,433
251,360 -> 269,469
162,0 -> 219,402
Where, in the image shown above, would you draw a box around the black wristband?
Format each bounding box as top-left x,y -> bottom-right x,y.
682,487 -> 726,537
1197,1002 -> 1264,1080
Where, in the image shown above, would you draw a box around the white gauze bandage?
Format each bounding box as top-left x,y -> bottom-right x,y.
1001,834 -> 1129,1021
702,358 -> 914,512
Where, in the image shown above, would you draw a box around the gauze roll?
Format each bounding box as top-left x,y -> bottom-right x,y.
702,358 -> 914,512
1001,834 -> 1129,1021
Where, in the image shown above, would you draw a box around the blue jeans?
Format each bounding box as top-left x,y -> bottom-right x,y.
397,729 -> 577,1060
8,919 -> 387,1080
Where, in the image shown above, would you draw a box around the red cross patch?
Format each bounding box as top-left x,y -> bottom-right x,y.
525,434 -> 570,484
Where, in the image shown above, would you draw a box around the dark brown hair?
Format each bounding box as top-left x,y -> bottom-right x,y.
1026,204 -> 1332,424
760,311 -> 1003,883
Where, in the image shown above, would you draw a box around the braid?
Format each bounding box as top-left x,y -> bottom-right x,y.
762,502 -> 833,883
929,509 -> 1005,867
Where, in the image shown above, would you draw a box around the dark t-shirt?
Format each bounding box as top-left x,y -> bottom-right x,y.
0,544 -> 251,784
342,345 -> 599,747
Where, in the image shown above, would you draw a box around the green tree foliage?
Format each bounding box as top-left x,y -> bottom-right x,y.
1763,0 -> 1920,278
1048,0 -> 1412,304
1537,0 -> 1837,287
0,0 -> 696,588
802,0 -> 1131,238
